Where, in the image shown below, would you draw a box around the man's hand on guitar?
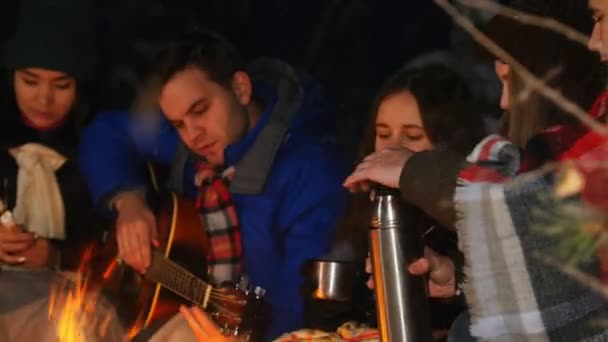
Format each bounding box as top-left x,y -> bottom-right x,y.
180,306 -> 245,342
114,191 -> 159,274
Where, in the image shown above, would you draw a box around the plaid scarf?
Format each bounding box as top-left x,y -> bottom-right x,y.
194,163 -> 242,285
457,135 -> 550,340
454,94 -> 608,340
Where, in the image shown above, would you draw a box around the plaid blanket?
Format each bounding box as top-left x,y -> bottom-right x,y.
194,164 -> 242,285
455,130 -> 608,341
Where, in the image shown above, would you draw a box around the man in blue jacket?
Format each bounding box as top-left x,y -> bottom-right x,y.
79,30 -> 347,340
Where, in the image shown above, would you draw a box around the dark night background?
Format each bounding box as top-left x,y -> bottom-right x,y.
1,0 -> 506,162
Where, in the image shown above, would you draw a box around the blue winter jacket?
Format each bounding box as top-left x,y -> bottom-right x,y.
79,60 -> 347,340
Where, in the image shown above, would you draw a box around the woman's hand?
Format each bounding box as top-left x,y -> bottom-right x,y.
0,224 -> 58,269
21,238 -> 58,269
408,247 -> 456,298
365,247 -> 457,298
343,148 -> 414,192
0,224 -> 36,265
180,306 -> 246,342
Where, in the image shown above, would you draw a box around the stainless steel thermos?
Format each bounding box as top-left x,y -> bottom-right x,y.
369,185 -> 432,342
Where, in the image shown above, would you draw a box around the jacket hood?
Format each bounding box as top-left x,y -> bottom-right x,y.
246,58 -> 335,140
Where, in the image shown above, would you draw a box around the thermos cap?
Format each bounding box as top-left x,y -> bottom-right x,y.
370,185 -> 401,229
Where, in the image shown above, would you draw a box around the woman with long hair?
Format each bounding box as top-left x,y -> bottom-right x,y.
332,63 -> 484,341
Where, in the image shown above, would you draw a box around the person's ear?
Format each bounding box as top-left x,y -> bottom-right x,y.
232,71 -> 253,105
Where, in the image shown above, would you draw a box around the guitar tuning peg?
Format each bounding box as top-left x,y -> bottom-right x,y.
253,286 -> 265,298
238,274 -> 249,291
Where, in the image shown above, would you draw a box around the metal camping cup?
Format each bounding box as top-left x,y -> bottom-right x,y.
308,259 -> 355,301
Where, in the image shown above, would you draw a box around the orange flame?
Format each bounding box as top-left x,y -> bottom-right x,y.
48,246 -> 112,342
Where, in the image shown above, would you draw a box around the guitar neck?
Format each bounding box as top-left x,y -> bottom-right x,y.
146,250 -> 211,307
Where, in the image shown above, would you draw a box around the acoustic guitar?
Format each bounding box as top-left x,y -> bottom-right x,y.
87,193 -> 266,340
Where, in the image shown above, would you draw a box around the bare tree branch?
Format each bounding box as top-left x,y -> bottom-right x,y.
458,0 -> 589,47
433,0 -> 608,135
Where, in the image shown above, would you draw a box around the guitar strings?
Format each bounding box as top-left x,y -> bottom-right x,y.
208,292 -> 246,304
151,252 -> 249,308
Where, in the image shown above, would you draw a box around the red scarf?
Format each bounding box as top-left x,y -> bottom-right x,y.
195,163 -> 243,285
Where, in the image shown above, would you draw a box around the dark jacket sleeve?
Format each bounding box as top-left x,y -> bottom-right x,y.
50,159 -> 106,270
399,150 -> 467,228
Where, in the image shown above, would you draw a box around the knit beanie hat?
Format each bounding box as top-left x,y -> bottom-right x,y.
3,0 -> 97,81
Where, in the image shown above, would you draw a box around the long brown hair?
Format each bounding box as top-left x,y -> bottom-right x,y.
502,71 -> 549,148
485,0 -> 606,147
502,63 -> 605,148
333,63 -> 484,260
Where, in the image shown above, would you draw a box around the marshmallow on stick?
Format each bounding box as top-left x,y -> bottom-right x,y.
0,199 -> 16,228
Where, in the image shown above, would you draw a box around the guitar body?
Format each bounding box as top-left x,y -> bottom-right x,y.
89,193 -> 209,336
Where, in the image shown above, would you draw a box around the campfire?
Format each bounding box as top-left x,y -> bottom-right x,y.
47,248 -> 125,342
